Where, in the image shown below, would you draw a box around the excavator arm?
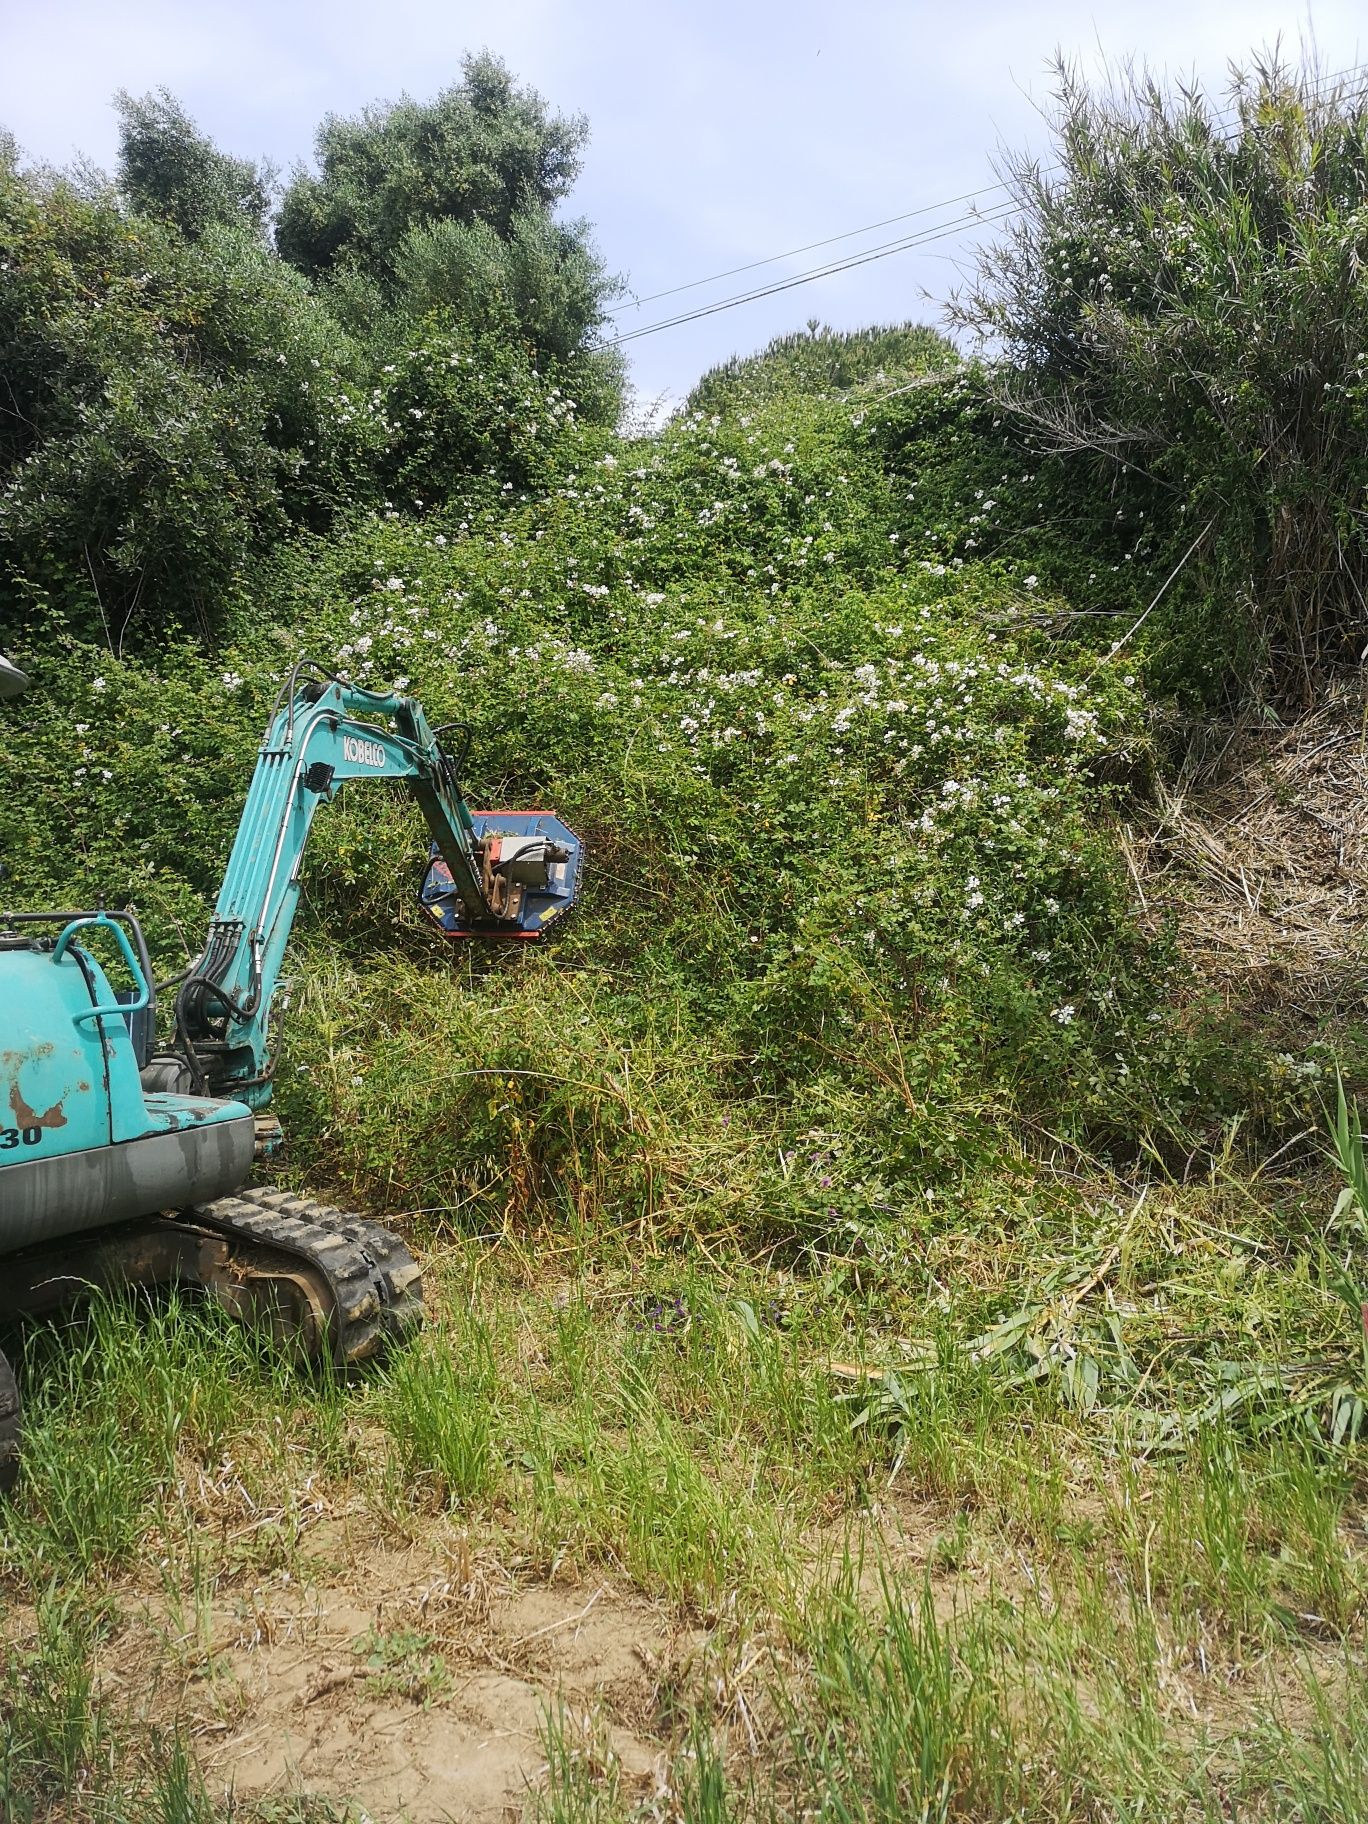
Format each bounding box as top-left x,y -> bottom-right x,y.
174,662 -> 581,1106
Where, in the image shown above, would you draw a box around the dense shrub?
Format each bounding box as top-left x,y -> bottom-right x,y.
956,55 -> 1368,701
7,46 -> 1349,1240
0,65 -> 626,649
687,320 -> 958,416
0,152 -> 378,646
1,385 -> 1294,1238
367,317 -> 606,514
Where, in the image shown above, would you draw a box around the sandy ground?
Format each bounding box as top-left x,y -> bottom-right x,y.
105,1531 -> 704,1821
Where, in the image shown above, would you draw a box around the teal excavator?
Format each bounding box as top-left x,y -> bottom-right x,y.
0,654 -> 583,1487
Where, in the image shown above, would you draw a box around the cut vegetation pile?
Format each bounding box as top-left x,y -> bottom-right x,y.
1133,685 -> 1368,1028
3,50 -> 1368,1824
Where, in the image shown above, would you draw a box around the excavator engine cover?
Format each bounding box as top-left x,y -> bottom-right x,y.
420,813 -> 583,939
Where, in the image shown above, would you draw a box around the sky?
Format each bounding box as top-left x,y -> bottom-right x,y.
2,0 -> 1363,415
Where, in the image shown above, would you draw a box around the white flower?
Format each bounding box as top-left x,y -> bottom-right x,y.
1023,575 -> 1039,589
91,678 -> 107,692
1051,1004 -> 1076,1025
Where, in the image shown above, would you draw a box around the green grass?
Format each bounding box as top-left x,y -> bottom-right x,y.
1,1292 -> 351,1585
378,1314 -> 501,1509
526,1546 -> 1368,1822
1,1186 -> 1363,1820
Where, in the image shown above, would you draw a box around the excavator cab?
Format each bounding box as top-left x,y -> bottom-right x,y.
419,812 -> 583,938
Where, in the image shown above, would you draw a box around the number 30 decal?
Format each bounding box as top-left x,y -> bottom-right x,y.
0,1127 -> 43,1149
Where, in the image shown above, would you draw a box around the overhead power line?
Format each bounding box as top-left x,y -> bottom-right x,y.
604,182 -> 1012,316
607,200 -> 1018,346
608,58 -> 1368,348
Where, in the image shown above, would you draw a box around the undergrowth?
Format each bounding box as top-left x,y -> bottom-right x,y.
0,1218 -> 1364,1820
2,380 -> 1326,1224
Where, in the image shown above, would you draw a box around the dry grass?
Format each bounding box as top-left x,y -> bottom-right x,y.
1124,680 -> 1368,1023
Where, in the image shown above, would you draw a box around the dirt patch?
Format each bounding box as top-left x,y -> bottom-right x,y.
100,1530 -> 707,1823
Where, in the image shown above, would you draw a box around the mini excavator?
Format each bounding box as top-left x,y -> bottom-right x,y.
0,656 -> 583,1487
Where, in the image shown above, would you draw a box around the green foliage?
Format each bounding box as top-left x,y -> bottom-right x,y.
6,382 -> 1298,1253
351,1626 -> 452,1704
397,210 -> 606,356
370,319 -> 588,509
0,634 -> 268,947
864,364 -> 1159,620
0,65 -> 625,644
687,318 -> 958,416
115,87 -> 273,241
276,52 -> 586,277
0,154 -> 378,645
958,53 -> 1368,700
275,54 -> 622,419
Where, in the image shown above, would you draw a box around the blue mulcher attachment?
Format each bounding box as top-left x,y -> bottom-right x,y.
420,812 -> 583,939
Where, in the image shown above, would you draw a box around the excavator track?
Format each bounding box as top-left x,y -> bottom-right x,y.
188,1186 -> 424,1366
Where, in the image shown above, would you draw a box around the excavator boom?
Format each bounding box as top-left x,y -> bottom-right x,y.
176,662 -> 582,1104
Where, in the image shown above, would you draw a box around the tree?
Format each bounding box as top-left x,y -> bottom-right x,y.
115,88 -> 272,240
0,151 -> 375,648
954,54 -> 1368,701
276,54 -> 620,421
276,53 -> 587,280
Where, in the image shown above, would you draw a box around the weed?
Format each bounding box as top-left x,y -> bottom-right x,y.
533,1701 -> 625,1824
0,1585 -> 108,1819
1255,1666 -> 1368,1824
377,1316 -> 500,1508
353,1625 -> 452,1705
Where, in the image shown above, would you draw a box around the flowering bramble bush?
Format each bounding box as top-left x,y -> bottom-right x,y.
2,374 -> 1294,1241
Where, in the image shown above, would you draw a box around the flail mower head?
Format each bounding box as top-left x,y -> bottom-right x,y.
420,812 -> 583,939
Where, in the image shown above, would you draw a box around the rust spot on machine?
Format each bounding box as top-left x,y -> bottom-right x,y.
8,1081 -> 67,1131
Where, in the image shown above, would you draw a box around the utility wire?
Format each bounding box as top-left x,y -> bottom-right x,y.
608,59 -> 1368,347
605,182 -> 1012,315
608,200 -> 1018,346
